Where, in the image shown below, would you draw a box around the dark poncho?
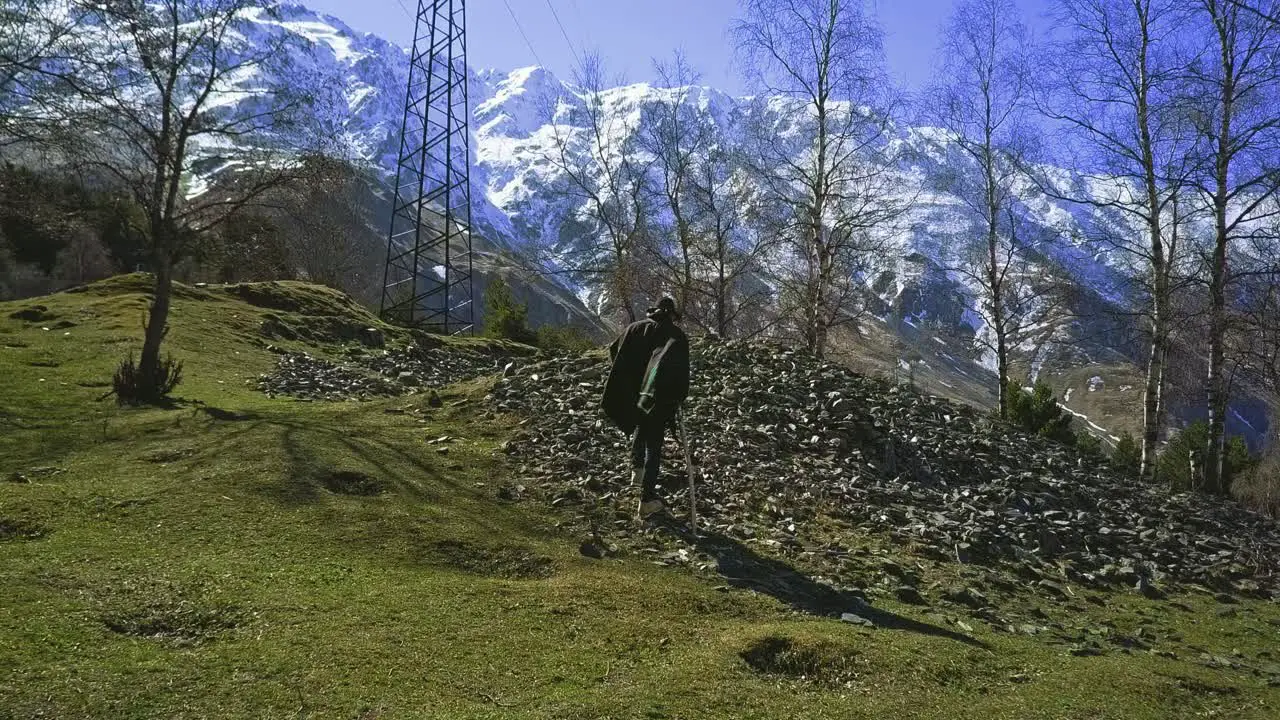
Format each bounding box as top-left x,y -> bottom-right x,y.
600,314 -> 690,434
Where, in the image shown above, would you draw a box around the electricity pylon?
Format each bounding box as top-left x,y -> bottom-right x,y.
380,0 -> 474,334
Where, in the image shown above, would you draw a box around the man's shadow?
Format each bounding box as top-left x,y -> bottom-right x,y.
653,517 -> 989,649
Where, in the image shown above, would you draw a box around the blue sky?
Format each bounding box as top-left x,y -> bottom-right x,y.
305,0 -> 1057,94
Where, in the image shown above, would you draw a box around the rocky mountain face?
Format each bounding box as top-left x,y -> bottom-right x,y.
176,4 -> 1269,443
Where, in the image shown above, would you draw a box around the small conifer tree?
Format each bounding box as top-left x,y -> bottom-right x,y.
1006,379 -> 1076,445
1111,432 -> 1142,478
1075,430 -> 1103,457
1159,422 -> 1255,493
482,276 -> 536,344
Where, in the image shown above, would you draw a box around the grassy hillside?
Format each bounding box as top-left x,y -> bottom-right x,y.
1,276 -> 1277,719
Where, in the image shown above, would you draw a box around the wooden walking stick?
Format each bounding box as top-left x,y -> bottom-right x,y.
677,411 -> 698,535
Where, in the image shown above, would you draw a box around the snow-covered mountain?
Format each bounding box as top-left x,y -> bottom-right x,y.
256,5 -> 1132,317
144,4 -> 1277,442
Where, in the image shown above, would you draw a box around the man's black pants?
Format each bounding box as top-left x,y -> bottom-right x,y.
630,417 -> 665,502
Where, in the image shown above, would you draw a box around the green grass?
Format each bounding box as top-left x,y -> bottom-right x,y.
1,276 -> 1278,719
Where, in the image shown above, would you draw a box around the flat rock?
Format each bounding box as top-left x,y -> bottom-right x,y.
840,612 -> 875,627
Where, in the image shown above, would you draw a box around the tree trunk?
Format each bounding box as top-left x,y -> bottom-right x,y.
801,202 -> 824,355
1205,226 -> 1229,493
995,316 -> 1010,420
1140,333 -> 1163,481
1203,5 -> 1237,496
615,246 -> 637,323
680,234 -> 693,321
811,235 -> 832,359
981,107 -> 1006,418
138,247 -> 173,401
1155,334 -> 1169,466
716,251 -> 728,338
814,318 -> 829,360
988,225 -> 1007,419
803,274 -> 821,355
1135,29 -> 1167,483
1140,292 -> 1168,482
810,86 -> 829,359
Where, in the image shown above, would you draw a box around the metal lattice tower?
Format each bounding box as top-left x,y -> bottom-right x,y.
380,0 -> 474,333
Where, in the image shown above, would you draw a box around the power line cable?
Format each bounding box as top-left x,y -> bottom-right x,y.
544,0 -> 580,61
393,0 -> 416,23
501,0 -> 547,67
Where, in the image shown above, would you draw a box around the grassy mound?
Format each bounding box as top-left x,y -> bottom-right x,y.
0,274 -> 1277,719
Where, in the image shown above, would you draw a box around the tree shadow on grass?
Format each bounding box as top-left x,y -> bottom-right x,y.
191,414 -> 554,540
653,517 -> 990,649
189,404 -> 261,422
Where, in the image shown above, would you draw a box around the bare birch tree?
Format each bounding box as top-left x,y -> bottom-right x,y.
1040,0 -> 1195,481
542,52 -> 650,323
688,141 -> 778,338
637,52 -> 778,336
638,51 -> 709,319
733,0 -> 906,358
1227,0 -> 1280,25
926,0 -> 1044,418
38,0 -> 337,401
1185,0 -> 1280,493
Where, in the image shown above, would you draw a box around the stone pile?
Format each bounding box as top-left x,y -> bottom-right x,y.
258,351 -> 400,401
489,339 -> 1280,599
258,344 -> 513,401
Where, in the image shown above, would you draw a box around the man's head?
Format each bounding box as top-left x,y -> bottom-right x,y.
647,296 -> 681,322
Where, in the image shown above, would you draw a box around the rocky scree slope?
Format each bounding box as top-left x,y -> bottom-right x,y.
257,340 -> 533,401
488,339 -> 1280,610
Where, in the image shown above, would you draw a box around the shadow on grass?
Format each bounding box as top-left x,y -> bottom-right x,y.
189,404 -> 261,422
654,518 -> 990,649
1,396 -> 260,472
202,419 -> 442,508
181,410 -> 556,541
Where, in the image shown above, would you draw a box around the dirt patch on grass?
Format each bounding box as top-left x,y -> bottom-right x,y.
7,466 -> 64,483
0,516 -> 49,541
320,470 -> 386,497
427,539 -> 554,580
8,305 -> 54,322
99,582 -> 247,645
740,635 -> 867,688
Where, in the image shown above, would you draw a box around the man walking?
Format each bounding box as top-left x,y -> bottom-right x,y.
601,297 -> 690,520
